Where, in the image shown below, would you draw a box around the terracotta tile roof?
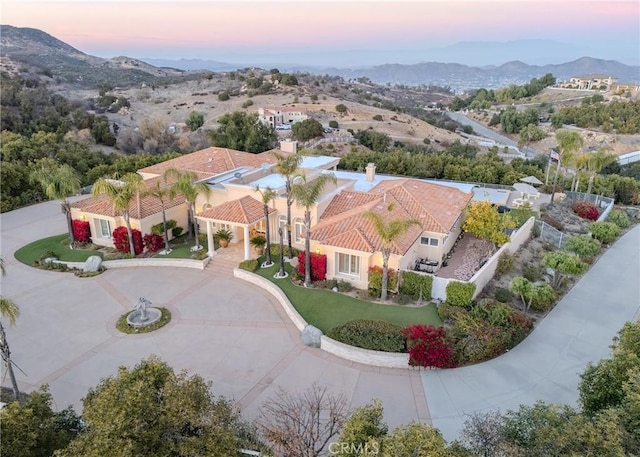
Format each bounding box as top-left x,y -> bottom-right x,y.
138,147 -> 278,178
198,196 -> 274,225
70,176 -> 185,219
311,179 -> 472,255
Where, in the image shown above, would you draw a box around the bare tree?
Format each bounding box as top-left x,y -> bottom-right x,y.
257,383 -> 348,457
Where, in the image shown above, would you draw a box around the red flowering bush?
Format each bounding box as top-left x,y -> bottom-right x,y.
72,219 -> 91,243
368,265 -> 398,297
296,252 -> 327,281
143,233 -> 164,253
572,200 -> 599,221
112,226 -> 143,255
402,324 -> 456,368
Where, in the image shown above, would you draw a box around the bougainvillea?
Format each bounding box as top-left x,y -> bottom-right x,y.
72,219 -> 91,243
572,200 -> 599,221
296,252 -> 327,281
112,226 -> 143,255
402,324 -> 456,368
143,233 -> 164,253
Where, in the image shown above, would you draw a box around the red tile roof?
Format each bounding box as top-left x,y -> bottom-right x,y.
198,196 -> 274,225
311,179 -> 472,255
139,147 -> 278,178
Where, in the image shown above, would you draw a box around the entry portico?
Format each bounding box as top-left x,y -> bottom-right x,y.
197,195 -> 275,260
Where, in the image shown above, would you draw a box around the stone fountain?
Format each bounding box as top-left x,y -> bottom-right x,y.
127,297 -> 161,328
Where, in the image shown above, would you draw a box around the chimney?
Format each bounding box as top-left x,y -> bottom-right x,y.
366,163 -> 376,182
280,139 -> 298,154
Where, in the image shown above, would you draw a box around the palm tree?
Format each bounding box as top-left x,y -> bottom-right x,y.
290,172 -> 337,287
164,168 -> 211,251
364,203 -> 421,301
143,179 -> 173,254
549,130 -> 584,207
586,148 -> 615,195
0,263 -> 21,401
254,185 -> 277,267
272,151 -> 304,259
92,173 -> 145,256
30,161 -> 81,245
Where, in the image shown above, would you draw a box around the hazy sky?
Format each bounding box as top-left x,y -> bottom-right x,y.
2,0 -> 639,66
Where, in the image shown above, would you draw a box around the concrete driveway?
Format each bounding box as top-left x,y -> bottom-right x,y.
0,201 -> 427,430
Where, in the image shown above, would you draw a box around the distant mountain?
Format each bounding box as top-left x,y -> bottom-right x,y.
140,58 -> 241,72
0,25 -> 211,88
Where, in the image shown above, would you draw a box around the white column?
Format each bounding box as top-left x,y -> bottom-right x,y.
207,221 -> 215,257
243,226 -> 251,260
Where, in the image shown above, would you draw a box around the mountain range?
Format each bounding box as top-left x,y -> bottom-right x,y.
1,25 -> 638,91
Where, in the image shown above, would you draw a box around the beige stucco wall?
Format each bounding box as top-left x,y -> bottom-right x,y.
312,242 -> 372,290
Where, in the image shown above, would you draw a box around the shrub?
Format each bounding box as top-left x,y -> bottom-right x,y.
606,209 -> 630,229
269,244 -> 299,258
218,91 -> 230,101
368,266 -> 398,297
327,320 -> 406,352
72,219 -> 91,243
399,271 -> 433,300
171,226 -> 183,238
494,287 -> 513,303
565,234 -> 601,259
328,120 -> 338,129
241,99 -> 254,109
335,104 -> 348,113
337,280 -> 353,293
496,252 -> 515,277
372,114 -> 383,121
445,281 -> 476,307
296,252 -> 327,281
191,249 -> 209,261
589,221 -> 620,244
403,325 -> 456,368
238,259 -> 259,272
112,226 -> 143,255
572,200 -> 599,221
529,282 -> 556,311
151,219 -> 177,236
522,264 -> 542,282
143,233 -> 164,252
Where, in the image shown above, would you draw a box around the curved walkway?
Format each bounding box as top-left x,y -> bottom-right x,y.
1,200 -> 638,443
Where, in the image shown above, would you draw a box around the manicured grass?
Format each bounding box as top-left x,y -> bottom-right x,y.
255,262 -> 442,333
14,234 -> 103,266
153,237 -> 217,259
116,308 -> 171,334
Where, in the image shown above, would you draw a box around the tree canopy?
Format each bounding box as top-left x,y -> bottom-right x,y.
207,111 -> 277,153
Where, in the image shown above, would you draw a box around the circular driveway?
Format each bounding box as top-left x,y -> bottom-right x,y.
0,200 -> 428,429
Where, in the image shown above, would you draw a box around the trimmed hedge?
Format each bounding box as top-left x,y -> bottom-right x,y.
238,259 -> 259,272
589,221 -> 621,244
327,319 -> 406,353
445,281 -> 476,307
399,271 -> 433,300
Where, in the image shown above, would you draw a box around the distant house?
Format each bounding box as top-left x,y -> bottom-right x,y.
559,74 -> 618,90
258,106 -> 308,128
609,82 -> 640,94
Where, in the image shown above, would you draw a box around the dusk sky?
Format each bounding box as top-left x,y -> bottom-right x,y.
2,0 -> 639,67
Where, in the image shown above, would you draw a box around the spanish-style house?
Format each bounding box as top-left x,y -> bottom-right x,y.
559,74 -> 618,90
70,143 -> 474,290
258,106 -> 308,128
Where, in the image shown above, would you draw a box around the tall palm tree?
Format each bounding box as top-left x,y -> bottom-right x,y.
164,168 -> 211,251
272,151 -> 304,259
586,148 -> 615,195
364,203 -> 421,301
290,172 -> 337,287
550,130 -> 584,207
0,263 -> 21,401
254,185 -> 277,267
30,161 -> 81,245
143,179 -> 172,254
92,173 -> 145,256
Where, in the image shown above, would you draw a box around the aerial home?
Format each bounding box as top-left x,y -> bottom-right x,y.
71,144 -> 473,288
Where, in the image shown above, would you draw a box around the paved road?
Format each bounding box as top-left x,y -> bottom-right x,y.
447,111 -> 542,158
1,200 -> 639,444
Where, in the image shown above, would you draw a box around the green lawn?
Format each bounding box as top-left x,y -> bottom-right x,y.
152,237 -> 217,259
14,234 -> 103,265
255,262 -> 442,333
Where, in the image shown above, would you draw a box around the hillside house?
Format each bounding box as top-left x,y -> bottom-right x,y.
560,74 -> 618,90
70,147 -> 473,290
258,106 -> 308,128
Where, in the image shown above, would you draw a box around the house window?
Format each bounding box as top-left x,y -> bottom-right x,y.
337,253 -> 360,276
97,219 -> 111,238
420,236 -> 439,247
278,215 -> 288,241
294,218 -> 304,243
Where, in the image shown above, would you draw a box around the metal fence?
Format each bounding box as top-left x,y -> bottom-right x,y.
564,191 -> 615,221
534,220 -> 568,249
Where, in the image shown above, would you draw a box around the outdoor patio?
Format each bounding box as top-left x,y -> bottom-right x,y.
436,233 -> 493,281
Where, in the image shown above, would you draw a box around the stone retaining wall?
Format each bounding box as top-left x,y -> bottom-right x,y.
102,257 -> 210,270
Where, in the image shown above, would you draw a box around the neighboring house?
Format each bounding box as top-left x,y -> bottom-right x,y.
309,175 -> 473,290
559,74 -> 618,90
71,145 -> 473,290
609,82 -> 640,94
258,106 -> 308,128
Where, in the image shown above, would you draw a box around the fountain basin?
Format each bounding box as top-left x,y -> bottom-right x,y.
126,307 -> 162,328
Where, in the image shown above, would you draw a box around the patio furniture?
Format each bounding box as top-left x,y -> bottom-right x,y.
415,258 -> 439,273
